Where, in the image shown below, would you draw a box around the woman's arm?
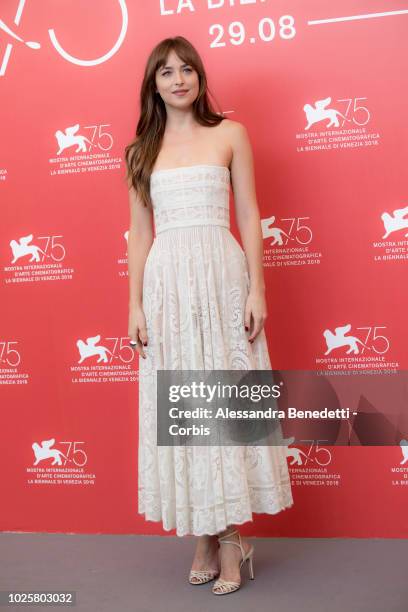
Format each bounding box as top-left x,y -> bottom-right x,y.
227,121 -> 267,342
127,182 -> 154,357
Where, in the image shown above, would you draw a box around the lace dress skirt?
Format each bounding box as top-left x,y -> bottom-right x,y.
137,164 -> 294,536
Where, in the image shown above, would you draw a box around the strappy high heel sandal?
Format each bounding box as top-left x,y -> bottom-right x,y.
189,567 -> 219,585
212,529 -> 254,595
189,541 -> 220,585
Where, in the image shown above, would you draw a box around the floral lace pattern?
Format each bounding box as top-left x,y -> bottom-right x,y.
138,165 -> 294,536
150,165 -> 230,234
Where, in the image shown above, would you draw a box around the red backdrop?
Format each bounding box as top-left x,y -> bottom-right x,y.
1,0 -> 407,537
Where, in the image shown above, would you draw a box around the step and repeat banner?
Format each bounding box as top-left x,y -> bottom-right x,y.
1,1 -> 407,537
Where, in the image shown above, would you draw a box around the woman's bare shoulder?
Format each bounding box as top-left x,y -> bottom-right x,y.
219,117 -> 248,140
219,117 -> 245,130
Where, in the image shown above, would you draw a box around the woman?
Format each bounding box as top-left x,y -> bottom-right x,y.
125,36 -> 293,596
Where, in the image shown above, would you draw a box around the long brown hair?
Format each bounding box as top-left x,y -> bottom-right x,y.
124,36 -> 225,208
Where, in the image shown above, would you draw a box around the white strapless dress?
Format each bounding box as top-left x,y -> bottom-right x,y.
138,164 -> 294,536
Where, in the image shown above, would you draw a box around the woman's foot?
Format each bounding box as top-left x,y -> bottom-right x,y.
216,528 -> 252,585
189,535 -> 220,584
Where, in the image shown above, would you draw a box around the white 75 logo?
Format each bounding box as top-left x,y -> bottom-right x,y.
1,0 -> 128,76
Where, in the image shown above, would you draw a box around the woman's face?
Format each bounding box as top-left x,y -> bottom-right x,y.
155,50 -> 199,108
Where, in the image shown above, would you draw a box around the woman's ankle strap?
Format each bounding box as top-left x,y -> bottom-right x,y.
218,529 -> 239,542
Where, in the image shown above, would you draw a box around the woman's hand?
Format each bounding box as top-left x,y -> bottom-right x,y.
128,306 -> 148,359
244,286 -> 268,343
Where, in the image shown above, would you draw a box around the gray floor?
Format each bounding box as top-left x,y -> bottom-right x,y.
1,533 -> 407,611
